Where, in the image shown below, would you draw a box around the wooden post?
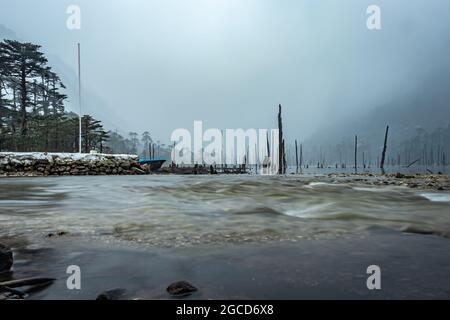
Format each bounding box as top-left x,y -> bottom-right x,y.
354,135 -> 357,173
380,125 -> 389,173
295,140 -> 299,174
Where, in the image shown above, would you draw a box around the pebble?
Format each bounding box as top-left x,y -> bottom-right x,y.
167,281 -> 198,296
0,243 -> 13,273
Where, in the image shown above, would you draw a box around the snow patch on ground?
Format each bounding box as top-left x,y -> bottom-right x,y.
0,152 -> 138,162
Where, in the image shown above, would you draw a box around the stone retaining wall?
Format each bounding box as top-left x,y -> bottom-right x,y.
0,152 -> 150,177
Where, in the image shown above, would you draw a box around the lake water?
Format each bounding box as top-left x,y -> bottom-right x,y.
1,174 -> 450,299
1,174 -> 450,247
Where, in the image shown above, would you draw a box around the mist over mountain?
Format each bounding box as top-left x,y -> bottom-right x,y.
308,67 -> 450,140
45,53 -> 128,134
301,65 -> 450,166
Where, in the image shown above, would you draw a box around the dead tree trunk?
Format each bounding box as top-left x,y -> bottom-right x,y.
354,135 -> 358,173
277,104 -> 284,174
380,125 -> 389,173
300,143 -> 303,171
295,140 -> 299,174
255,144 -> 258,174
406,158 -> 420,168
362,152 -> 365,168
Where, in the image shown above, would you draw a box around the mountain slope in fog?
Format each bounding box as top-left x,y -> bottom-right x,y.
307,66 -> 450,147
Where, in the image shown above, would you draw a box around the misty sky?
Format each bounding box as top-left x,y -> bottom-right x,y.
1,0 -> 450,143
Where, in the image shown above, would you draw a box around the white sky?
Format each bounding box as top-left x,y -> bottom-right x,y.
1,0 -> 450,143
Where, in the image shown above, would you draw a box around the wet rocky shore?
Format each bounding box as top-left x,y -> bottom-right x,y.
0,152 -> 151,177
0,152 -> 248,177
325,172 -> 450,191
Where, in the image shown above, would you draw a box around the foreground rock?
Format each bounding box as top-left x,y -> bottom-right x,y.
96,288 -> 127,300
0,152 -> 153,177
0,288 -> 24,300
0,244 -> 13,273
0,243 -> 55,300
46,230 -> 70,238
0,278 -> 55,300
167,281 -> 198,296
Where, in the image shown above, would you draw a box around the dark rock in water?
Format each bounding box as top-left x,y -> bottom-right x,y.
96,288 -> 127,300
167,281 -> 198,296
0,282 -> 25,300
46,230 -> 69,238
402,226 -> 436,236
0,244 -> 13,273
0,289 -> 24,300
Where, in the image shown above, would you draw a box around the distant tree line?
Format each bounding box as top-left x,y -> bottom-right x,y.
398,125 -> 450,167
105,130 -> 171,159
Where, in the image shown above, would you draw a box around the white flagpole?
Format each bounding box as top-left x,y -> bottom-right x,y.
77,43 -> 82,154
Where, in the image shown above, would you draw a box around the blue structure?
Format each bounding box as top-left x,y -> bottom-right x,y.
138,158 -> 166,171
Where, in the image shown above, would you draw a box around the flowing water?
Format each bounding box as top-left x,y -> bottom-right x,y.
1,175 -> 450,248
2,175 -> 450,299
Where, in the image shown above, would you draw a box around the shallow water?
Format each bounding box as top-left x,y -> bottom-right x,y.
8,231 -> 450,300
1,175 -> 450,248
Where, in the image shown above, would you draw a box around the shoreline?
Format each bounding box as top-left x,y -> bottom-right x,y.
0,152 -> 152,176
2,168 -> 449,192
0,152 -> 249,177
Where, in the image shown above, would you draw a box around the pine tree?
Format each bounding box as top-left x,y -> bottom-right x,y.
1,40 -> 48,139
